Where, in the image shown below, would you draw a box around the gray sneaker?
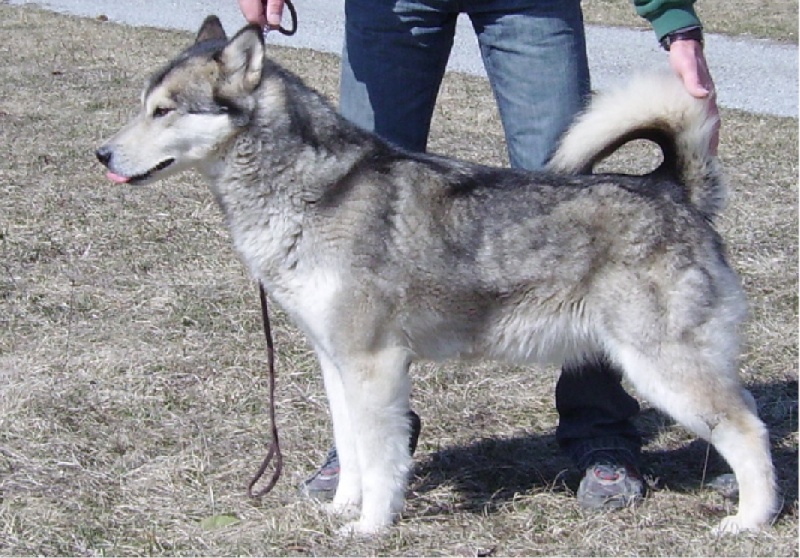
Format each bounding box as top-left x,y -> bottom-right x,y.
299,410 -> 422,501
299,446 -> 341,501
577,455 -> 644,510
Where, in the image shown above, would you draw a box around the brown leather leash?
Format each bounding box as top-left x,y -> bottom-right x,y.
246,0 -> 297,499
267,0 -> 297,37
247,283 -> 283,498
277,0 -> 297,36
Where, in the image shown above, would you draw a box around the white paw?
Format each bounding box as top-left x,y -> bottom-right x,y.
713,515 -> 758,535
337,519 -> 389,537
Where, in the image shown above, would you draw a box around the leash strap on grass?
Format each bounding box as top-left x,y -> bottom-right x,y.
247,283 -> 283,498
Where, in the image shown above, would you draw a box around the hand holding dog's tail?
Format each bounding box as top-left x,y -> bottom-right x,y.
548,72 -> 725,220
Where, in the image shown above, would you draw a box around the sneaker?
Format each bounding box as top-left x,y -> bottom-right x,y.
577,454 -> 644,510
299,410 -> 422,501
299,446 -> 340,501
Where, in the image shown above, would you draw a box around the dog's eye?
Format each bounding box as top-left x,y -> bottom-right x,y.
152,106 -> 174,118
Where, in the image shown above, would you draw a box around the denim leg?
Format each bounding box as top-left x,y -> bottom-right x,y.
340,0 -> 459,151
467,0 -> 590,170
556,356 -> 642,469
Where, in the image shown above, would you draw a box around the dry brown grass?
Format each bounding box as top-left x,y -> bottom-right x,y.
0,4 -> 797,556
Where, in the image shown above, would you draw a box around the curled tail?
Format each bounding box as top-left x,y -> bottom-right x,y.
548,71 -> 725,219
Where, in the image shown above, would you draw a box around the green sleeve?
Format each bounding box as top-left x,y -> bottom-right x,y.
632,0 -> 703,41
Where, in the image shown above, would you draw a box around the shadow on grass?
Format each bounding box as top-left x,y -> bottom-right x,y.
410,379 -> 798,517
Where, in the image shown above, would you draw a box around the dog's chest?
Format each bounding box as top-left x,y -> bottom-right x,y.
230,214 -> 343,348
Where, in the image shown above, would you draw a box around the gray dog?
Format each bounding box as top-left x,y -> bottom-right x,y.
97,16 -> 777,535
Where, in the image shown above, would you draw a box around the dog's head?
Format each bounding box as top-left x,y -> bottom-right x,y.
96,16 -> 266,185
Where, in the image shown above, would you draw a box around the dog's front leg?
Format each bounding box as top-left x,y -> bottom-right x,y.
316,348 -> 361,514
339,348 -> 413,535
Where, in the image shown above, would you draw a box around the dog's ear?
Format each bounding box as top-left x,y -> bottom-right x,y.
216,25 -> 266,94
196,15 -> 227,44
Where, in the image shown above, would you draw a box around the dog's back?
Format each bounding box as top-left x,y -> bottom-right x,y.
325,75 -> 731,368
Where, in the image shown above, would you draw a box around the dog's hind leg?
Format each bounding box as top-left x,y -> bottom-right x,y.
708,392 -> 777,534
337,347 -> 413,535
612,341 -> 777,533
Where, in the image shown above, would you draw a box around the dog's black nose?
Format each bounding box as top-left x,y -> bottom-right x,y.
96,146 -> 112,166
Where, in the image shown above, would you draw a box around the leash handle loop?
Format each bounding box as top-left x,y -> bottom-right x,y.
278,0 -> 298,36
263,0 -> 297,37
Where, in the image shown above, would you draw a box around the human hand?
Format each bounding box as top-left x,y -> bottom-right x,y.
668,39 -> 720,154
238,0 -> 285,29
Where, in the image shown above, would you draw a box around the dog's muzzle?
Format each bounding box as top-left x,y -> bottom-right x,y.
95,146 -> 174,185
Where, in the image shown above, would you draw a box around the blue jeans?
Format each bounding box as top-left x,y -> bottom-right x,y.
339,0 -> 641,466
341,0 -> 590,167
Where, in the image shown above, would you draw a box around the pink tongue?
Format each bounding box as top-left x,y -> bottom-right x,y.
106,171 -> 131,184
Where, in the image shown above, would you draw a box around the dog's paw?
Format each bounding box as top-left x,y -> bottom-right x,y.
337,519 -> 389,538
712,515 -> 758,535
